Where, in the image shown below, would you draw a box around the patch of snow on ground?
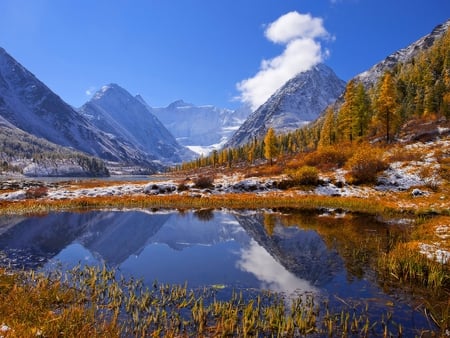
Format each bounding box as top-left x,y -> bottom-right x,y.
0,190 -> 27,201
377,162 -> 425,191
435,225 -> 450,239
419,243 -> 450,264
314,183 -> 371,197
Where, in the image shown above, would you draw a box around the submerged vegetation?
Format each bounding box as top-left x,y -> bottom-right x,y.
0,264 -> 445,337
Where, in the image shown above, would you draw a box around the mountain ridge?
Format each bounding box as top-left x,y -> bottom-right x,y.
0,48 -> 161,169
80,84 -> 196,164
226,63 -> 346,148
355,19 -> 450,87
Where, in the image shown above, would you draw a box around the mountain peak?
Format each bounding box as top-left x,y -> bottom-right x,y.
93,83 -> 128,99
167,99 -> 194,109
356,19 -> 450,87
226,63 -> 345,148
81,85 -> 196,164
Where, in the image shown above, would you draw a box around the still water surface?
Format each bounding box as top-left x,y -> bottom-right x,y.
0,209 -> 435,333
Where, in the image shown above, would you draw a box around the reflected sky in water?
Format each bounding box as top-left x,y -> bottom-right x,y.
237,239 -> 318,295
0,210 -> 329,295
0,209 -> 435,333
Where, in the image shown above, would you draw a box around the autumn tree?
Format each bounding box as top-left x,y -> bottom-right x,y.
353,83 -> 371,139
337,80 -> 357,143
318,106 -> 336,148
264,128 -> 277,165
337,80 -> 372,143
374,72 -> 399,143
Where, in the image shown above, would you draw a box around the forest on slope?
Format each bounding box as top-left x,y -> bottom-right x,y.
179,27 -> 450,171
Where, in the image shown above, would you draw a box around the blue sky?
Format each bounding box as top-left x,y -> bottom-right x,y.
0,0 -> 448,110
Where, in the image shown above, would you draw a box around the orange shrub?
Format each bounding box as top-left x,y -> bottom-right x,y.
303,145 -> 353,171
346,145 -> 388,184
25,186 -> 48,199
287,166 -> 319,186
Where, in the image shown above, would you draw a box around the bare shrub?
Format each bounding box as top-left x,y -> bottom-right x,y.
436,152 -> 450,182
285,156 -> 306,170
388,146 -> 424,162
244,165 -> 283,178
193,175 -> 214,189
177,181 -> 190,192
25,186 -> 48,199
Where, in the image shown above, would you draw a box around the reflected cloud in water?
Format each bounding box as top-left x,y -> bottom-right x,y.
237,239 -> 318,295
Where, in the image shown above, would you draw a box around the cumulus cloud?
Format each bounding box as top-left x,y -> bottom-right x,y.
237,11 -> 330,110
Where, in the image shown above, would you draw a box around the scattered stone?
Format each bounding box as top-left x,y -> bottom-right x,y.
411,188 -> 424,197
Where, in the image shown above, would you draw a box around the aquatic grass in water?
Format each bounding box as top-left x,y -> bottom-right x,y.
0,265 -> 433,337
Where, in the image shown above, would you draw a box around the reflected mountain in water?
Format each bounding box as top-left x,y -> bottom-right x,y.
0,210 -> 341,289
78,211 -> 170,265
150,212 -> 248,250
235,212 -> 344,286
0,212 -> 104,268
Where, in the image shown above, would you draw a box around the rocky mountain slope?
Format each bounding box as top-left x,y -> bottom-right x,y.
355,19 -> 450,87
0,47 -> 194,172
0,48 -> 131,163
151,100 -> 250,154
0,115 -> 109,177
79,84 -> 195,164
226,64 -> 346,148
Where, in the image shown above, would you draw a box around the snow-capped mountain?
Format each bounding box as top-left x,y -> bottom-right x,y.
0,47 -> 165,170
80,84 -> 195,164
0,115 -> 109,177
355,19 -> 450,87
226,64 -> 346,148
151,100 -> 250,155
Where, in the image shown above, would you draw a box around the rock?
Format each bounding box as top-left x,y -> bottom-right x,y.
143,183 -> 176,195
412,188 -> 424,197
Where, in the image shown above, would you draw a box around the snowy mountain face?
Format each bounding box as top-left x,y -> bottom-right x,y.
226,64 -> 346,148
356,19 -> 450,87
151,100 -> 250,155
0,117 -> 109,177
80,85 -> 195,164
0,48 -> 166,171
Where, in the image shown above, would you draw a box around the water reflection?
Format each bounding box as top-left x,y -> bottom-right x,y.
237,239 -> 318,294
0,210 -> 339,294
0,209 -> 435,334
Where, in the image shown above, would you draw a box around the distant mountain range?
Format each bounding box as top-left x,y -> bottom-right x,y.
151,100 -> 250,154
79,84 -> 195,164
1,19 -> 448,175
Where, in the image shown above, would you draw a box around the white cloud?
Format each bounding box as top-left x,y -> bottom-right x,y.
237,11 -> 330,111
265,11 -> 328,44
237,239 -> 318,295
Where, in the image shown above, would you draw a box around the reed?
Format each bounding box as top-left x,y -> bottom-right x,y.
0,265 -> 435,337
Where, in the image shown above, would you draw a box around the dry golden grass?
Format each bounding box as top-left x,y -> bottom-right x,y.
413,216 -> 450,251
0,268 -> 120,337
1,190 -> 448,218
387,145 -> 425,162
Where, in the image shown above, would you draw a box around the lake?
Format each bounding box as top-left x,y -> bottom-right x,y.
0,208 -> 437,334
